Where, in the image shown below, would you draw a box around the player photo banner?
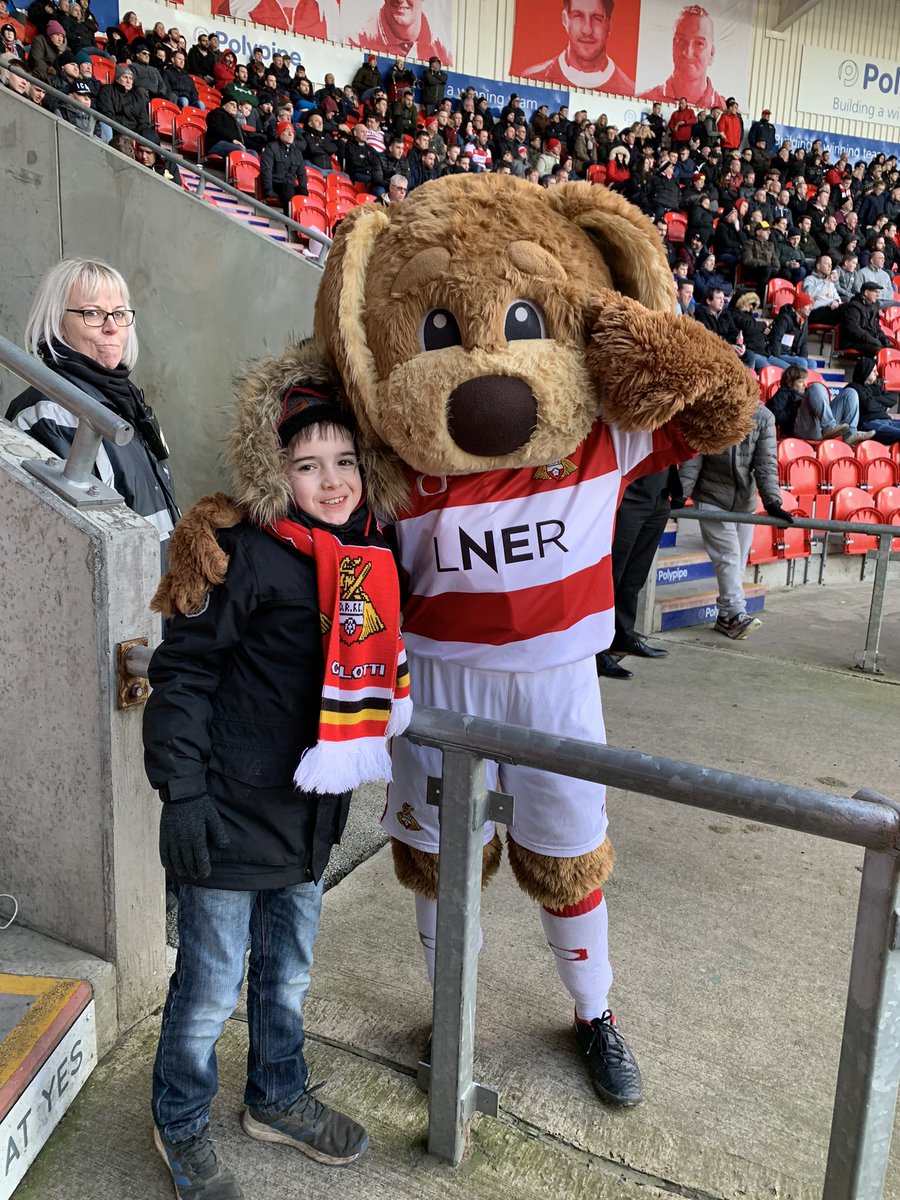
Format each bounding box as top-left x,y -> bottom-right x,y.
509,0 -> 755,107
634,0 -> 755,110
212,0 -> 455,66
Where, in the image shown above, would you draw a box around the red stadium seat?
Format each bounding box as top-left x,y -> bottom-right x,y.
817,439 -> 863,492
759,365 -> 784,403
775,492 -> 811,560
175,116 -> 205,160
856,440 -> 900,491
777,438 -> 822,499
831,486 -> 879,554
150,98 -> 179,140
748,499 -> 779,564
289,195 -> 329,242
227,151 -> 260,197
664,211 -> 687,244
873,485 -> 900,549
877,347 -> 900,392
91,56 -> 115,85
765,278 -> 795,312
355,192 -> 376,204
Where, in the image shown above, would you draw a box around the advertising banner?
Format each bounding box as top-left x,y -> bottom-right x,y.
634,0 -> 754,109
797,44 -> 900,126
212,0 -> 455,65
779,122 -> 898,166
509,0 -> 754,107
567,89 -> 645,127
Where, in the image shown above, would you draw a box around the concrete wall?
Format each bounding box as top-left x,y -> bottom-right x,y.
0,86 -> 321,507
0,420 -> 166,1036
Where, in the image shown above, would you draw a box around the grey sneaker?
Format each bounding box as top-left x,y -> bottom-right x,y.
714,614 -> 762,640
154,1126 -> 244,1199
242,1085 -> 368,1166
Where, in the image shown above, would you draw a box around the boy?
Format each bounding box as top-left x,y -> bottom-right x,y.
144,371 -> 410,1199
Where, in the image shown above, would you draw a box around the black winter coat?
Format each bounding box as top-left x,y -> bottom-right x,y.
143,521 -> 350,889
205,105 -> 246,148
767,306 -> 808,358
260,140 -> 308,196
96,82 -> 152,136
841,295 -> 890,354
768,383 -> 801,435
164,64 -> 198,105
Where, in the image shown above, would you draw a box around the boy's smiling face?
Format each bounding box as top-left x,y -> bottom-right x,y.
284,425 -> 362,525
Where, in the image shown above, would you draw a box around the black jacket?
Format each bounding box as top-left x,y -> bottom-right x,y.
768,383 -> 801,435
767,306 -> 808,359
299,126 -> 338,170
164,64 -> 198,105
186,45 -> 216,79
713,218 -> 746,259
841,295 -> 890,355
341,138 -> 375,183
420,66 -> 447,107
96,82 -> 152,136
647,173 -> 680,213
694,305 -> 739,343
205,105 -> 246,148
372,150 -> 411,189
144,520 -> 350,889
260,139 -> 308,195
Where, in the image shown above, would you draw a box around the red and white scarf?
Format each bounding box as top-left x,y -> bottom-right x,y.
265,514 -> 412,795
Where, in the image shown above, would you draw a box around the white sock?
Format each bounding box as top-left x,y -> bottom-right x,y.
539,889 -> 612,1023
414,893 -> 483,986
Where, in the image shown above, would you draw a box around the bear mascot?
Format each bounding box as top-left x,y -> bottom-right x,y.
155,174 -> 758,1106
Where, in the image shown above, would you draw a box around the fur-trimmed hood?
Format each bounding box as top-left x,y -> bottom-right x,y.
225,337 -> 411,523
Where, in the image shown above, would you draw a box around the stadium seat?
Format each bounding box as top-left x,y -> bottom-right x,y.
776,492 -> 811,560
765,278 -> 795,312
91,56 -> 115,85
805,368 -> 826,388
355,192 -> 376,204
748,499 -> 779,565
877,347 -> 900,392
873,485 -> 900,549
179,105 -> 207,125
289,195 -> 329,242
817,439 -> 863,492
831,486 -> 879,554
833,325 -> 860,360
305,168 -> 326,196
856,440 -> 900,491
664,211 -> 687,244
227,151 -> 260,197
175,116 -> 206,160
759,364 -> 784,402
150,98 -> 179,140
777,438 -> 822,499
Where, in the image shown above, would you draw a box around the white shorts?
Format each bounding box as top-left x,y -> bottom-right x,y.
383,652 -> 608,858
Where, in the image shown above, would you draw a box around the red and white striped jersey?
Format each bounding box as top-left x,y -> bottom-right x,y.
465,142 -> 492,170
389,419 -> 693,671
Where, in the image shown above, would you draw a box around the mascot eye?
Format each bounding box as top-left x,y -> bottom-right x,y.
504,300 -> 546,341
420,308 -> 462,352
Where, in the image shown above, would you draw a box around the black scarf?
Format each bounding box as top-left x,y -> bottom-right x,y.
44,341 -> 169,462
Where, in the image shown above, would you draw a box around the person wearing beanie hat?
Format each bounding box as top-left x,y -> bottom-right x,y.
1,21 -> 24,58
144,347 -> 409,1195
766,286 -> 815,367
261,117 -> 308,214
26,18 -> 67,82
96,56 -> 153,138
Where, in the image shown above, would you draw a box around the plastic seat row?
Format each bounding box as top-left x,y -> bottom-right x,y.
778,437 -> 900,496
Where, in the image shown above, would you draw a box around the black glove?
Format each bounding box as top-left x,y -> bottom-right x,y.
669,495 -> 687,510
159,795 -> 229,881
763,500 -> 794,524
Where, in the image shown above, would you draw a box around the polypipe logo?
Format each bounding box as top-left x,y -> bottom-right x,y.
840,57 -> 900,96
658,565 -> 689,583
838,59 -> 859,88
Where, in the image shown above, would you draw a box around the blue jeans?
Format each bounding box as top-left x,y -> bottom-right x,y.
152,880 -> 324,1142
206,140 -> 254,158
860,418 -> 900,444
178,96 -> 206,110
773,353 -> 815,368
794,383 -> 860,440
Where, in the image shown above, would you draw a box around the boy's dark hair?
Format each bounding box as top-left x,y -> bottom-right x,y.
782,364 -> 807,391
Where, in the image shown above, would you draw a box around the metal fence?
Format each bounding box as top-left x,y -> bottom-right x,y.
2,66 -> 332,259
405,705 -> 900,1200
666,506 -> 898,674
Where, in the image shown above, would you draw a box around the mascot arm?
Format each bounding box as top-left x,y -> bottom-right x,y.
586,289 -> 759,455
152,493 -> 244,617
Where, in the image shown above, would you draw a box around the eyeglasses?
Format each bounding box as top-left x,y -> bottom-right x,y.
65,307 -> 135,327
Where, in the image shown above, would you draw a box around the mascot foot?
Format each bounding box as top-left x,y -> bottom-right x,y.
573,1010 -> 643,1107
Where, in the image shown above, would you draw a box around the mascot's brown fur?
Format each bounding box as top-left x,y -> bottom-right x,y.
155,175 -> 757,911
310,174 -> 758,910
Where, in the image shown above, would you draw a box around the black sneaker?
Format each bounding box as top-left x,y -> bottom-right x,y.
242,1084 -> 368,1166
153,1126 -> 244,1199
573,1011 -> 643,1106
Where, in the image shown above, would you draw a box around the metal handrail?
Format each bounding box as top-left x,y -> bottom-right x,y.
4,65 -> 333,259
1,332 -> 132,506
672,504 -> 897,673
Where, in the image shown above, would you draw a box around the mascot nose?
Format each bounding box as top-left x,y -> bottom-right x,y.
447,376 -> 537,457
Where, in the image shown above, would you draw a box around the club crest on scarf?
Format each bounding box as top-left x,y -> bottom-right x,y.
320,556 -> 386,645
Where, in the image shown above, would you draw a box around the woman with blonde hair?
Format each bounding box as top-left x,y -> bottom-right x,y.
5,258 -> 179,561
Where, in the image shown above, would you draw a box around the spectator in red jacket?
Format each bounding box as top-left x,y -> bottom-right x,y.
717,97 -> 743,152
668,97 -> 696,145
213,49 -> 237,93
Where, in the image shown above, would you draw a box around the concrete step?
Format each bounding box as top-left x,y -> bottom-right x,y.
660,520 -> 678,550
655,581 -> 766,632
655,549 -> 716,588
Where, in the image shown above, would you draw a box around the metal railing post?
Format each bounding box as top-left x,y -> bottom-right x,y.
423,750 -> 509,1163
856,535 -> 892,674
823,792 -> 900,1200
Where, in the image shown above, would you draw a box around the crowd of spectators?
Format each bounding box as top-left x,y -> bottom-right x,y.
2,2 -> 900,442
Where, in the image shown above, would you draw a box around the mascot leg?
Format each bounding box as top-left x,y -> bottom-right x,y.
391,835 -> 502,983
507,834 -> 643,1106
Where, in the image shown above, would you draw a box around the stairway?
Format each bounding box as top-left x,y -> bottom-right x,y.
180,170 -> 323,259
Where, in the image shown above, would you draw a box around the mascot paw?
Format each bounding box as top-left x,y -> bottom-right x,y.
587,289 -> 758,455
151,493 -> 243,617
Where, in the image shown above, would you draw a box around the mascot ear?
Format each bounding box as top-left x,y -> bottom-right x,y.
314,204 -> 391,445
545,183 -> 675,313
